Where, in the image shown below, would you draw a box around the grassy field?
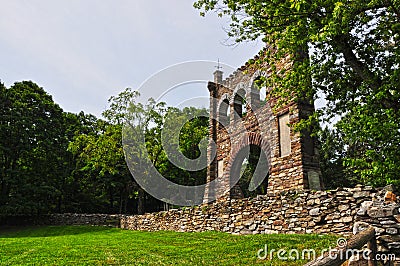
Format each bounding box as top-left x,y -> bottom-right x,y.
0,226 -> 337,265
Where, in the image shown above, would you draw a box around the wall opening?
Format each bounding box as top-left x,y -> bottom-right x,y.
259,87 -> 267,107
218,98 -> 230,125
251,77 -> 267,109
233,88 -> 247,119
230,144 -> 269,199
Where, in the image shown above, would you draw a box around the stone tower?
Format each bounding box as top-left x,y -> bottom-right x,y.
203,54 -> 322,203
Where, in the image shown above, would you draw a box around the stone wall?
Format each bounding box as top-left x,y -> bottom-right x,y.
34,185 -> 400,259
353,187 -> 400,257
0,213 -> 121,227
46,213 -> 121,227
120,185 -> 375,236
39,186 -> 400,243
4,185 -> 395,266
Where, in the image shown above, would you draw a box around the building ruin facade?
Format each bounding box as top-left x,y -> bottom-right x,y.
204,54 -> 322,202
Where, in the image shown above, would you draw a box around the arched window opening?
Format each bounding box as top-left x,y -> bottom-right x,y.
230,144 -> 269,199
233,88 -> 247,119
252,77 -> 267,109
259,86 -> 267,107
218,98 -> 230,125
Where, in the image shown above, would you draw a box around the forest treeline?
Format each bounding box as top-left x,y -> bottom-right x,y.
0,81 -> 208,215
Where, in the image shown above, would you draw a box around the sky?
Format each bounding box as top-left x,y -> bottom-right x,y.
0,0 -> 264,117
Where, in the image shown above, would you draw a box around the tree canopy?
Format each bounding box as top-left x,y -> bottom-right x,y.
0,81 -> 66,215
0,82 -> 209,216
194,0 -> 400,187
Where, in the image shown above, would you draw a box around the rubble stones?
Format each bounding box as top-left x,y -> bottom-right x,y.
309,208 -> 320,216
44,186 -> 377,237
353,190 -> 400,257
40,186 -> 400,258
367,206 -> 397,218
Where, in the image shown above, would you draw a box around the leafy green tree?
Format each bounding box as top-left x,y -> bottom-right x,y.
194,0 -> 400,187
70,89 -> 169,214
0,81 -> 66,215
318,128 -> 351,189
60,111 -> 106,213
118,90 -> 167,214
119,90 -> 210,209
160,107 -> 209,187
68,121 -> 134,213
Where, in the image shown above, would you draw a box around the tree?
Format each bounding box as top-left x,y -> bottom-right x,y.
68,121 -> 134,213
160,107 -> 209,187
120,90 -> 210,208
117,90 -> 167,214
0,81 -> 66,215
69,88 -> 210,213
70,88 -> 168,214
194,0 -> 400,187
318,128 -> 351,189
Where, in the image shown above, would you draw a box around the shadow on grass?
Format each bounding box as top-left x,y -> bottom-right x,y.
0,225 -> 113,238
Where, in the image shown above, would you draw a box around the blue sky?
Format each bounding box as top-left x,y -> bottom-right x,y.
0,0 -> 263,117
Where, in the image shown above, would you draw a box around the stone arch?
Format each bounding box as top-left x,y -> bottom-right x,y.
249,71 -> 268,109
225,132 -> 272,198
230,82 -> 250,105
250,70 -> 267,83
227,132 -> 272,170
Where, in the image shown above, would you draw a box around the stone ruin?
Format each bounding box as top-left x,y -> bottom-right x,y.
203,53 -> 322,202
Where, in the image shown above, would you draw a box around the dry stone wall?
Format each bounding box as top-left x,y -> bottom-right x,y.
0,183 -> 389,266
0,213 -> 121,227
120,185 -> 375,236
37,185 -> 400,258
44,213 -> 121,227
353,188 -> 400,257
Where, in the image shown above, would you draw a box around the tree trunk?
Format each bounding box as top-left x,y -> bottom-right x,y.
137,187 -> 145,215
304,227 -> 376,266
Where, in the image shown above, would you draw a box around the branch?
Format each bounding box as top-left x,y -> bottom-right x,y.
334,35 -> 382,90
304,227 -> 376,266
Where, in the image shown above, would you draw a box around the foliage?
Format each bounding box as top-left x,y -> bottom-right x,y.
160,107 -> 209,187
318,128 -> 352,189
238,145 -> 269,197
120,90 -> 210,209
194,0 -> 400,187
69,88 -> 209,213
0,82 -> 210,215
0,226 -> 337,265
69,89 -> 167,214
0,81 -> 66,215
68,122 -> 134,213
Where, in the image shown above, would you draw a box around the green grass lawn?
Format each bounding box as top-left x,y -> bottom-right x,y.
0,226 -> 337,265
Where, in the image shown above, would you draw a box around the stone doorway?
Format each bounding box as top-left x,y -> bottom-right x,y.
229,144 -> 269,199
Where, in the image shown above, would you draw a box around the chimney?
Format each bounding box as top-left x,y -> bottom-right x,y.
213,70 -> 223,84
